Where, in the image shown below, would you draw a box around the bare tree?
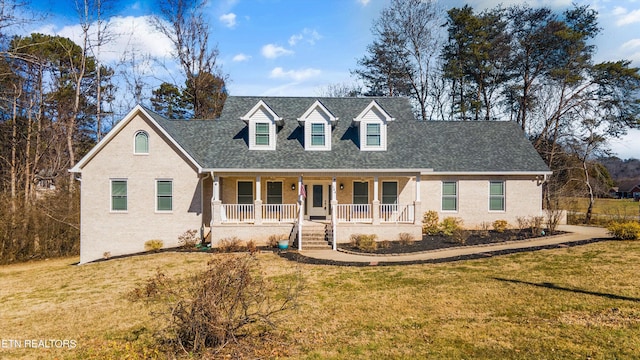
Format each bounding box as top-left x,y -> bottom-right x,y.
149,0 -> 227,119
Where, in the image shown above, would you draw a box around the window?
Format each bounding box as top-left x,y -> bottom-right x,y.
267,181 -> 282,204
134,131 -> 149,154
489,181 -> 505,211
238,181 -> 253,204
255,123 -> 270,146
366,123 -> 381,146
111,180 -> 127,211
442,181 -> 457,211
156,180 -> 173,211
382,181 -> 398,205
310,123 -> 325,146
353,181 -> 369,204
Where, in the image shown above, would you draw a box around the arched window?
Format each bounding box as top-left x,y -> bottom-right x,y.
134,131 -> 149,154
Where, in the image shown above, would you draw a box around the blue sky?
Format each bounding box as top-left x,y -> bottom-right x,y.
21,0 -> 640,159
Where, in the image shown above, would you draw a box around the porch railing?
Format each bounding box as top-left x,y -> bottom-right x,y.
262,204 -> 297,222
336,204 -> 372,223
221,204 -> 254,223
379,204 -> 415,223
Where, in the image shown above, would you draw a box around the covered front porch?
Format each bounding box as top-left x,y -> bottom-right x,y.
206,172 -> 423,249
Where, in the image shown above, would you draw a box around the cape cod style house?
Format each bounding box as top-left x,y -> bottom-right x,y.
70,96 -> 551,263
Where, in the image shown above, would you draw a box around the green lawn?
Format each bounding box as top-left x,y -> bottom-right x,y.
2,239 -> 640,359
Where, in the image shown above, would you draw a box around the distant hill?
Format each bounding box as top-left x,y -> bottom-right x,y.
600,157 -> 640,183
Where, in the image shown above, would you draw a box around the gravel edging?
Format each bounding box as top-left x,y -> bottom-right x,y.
277,238 -> 612,266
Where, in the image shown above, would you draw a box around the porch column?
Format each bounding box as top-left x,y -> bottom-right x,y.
298,176 -> 303,251
254,176 -> 262,225
414,174 -> 422,225
331,177 -> 337,250
212,174 -> 222,226
372,176 -> 380,225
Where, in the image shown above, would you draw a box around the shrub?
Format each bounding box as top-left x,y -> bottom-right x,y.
492,220 -> 508,233
607,221 -> 640,240
531,216 -> 544,236
268,234 -> 288,248
246,239 -> 258,254
398,232 -> 415,245
130,254 -> 301,354
422,211 -> 439,235
452,228 -> 470,245
178,229 -> 199,248
350,234 -> 378,252
516,217 -> 528,232
440,217 -> 463,236
379,240 -> 391,249
218,237 -> 245,253
144,239 -> 164,252
478,222 -> 491,238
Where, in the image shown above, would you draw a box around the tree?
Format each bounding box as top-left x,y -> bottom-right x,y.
442,6 -> 511,121
150,82 -> 189,119
150,0 -> 227,119
353,0 -> 442,120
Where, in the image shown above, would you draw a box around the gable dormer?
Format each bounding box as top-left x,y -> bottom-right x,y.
352,100 -> 395,151
241,100 -> 282,150
297,100 -> 338,151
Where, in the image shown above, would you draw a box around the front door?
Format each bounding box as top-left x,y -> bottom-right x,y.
307,182 -> 329,219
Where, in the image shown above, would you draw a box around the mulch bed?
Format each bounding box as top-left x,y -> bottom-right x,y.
277,229 -> 612,266
340,229 -> 562,255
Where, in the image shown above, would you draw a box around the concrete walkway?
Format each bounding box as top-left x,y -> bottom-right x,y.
299,225 -> 612,264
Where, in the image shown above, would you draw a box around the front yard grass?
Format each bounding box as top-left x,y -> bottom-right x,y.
2,239 -> 640,359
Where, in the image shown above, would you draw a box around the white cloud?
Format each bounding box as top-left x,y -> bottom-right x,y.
622,38 -> 640,49
288,28 -> 322,46
269,67 -> 321,81
232,53 -> 250,62
616,8 -> 640,26
357,0 -> 371,5
32,15 -> 174,64
261,44 -> 294,59
613,6 -> 627,16
219,13 -> 237,28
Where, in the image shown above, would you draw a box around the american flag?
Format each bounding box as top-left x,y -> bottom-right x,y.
299,183 -> 306,199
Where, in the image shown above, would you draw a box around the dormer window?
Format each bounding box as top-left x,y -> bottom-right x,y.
298,100 -> 336,151
241,100 -> 281,150
352,100 -> 394,151
134,131 -> 149,154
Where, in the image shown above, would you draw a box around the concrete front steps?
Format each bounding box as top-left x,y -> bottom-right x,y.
296,221 -> 332,250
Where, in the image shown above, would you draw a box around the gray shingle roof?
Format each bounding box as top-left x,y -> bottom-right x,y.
149,96 -> 550,173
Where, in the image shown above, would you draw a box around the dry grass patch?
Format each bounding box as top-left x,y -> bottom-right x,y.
1,241 -> 640,358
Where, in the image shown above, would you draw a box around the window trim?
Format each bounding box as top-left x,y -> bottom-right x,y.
359,120 -> 387,151
110,179 -> 128,212
489,180 -> 505,212
352,181 -> 369,205
133,131 -> 149,155
156,179 -> 173,212
237,180 -> 254,204
442,181 -> 458,212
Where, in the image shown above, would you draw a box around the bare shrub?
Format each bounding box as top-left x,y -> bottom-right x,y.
178,229 -> 199,248
246,240 -> 258,254
492,220 -> 508,233
130,254 -> 302,355
268,234 -> 280,248
218,237 -> 245,253
144,239 -> 164,252
478,222 -> 491,238
350,234 -> 378,252
422,211 -> 439,235
516,217 -> 529,232
398,232 -> 415,245
379,240 -> 391,249
452,228 -> 470,245
531,216 -> 544,236
545,209 -> 563,234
